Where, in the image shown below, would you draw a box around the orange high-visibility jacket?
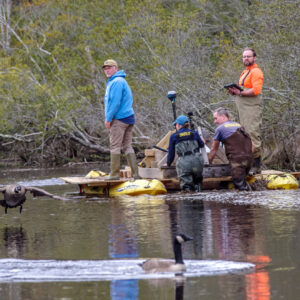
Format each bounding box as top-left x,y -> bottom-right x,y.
239,63 -> 264,95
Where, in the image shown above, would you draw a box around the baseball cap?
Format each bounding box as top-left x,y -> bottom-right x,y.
102,59 -> 118,68
172,115 -> 189,125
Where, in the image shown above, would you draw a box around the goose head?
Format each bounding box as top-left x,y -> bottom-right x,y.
1,185 -> 27,213
173,234 -> 193,265
14,185 -> 22,193
175,233 -> 193,244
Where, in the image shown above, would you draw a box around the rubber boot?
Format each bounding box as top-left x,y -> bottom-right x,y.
194,184 -> 202,193
126,153 -> 141,179
233,179 -> 247,191
249,157 -> 261,176
104,154 -> 120,180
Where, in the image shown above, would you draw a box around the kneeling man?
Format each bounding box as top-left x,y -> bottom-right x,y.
209,107 -> 253,191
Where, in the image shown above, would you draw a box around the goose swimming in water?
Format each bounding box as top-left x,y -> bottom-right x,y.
140,233 -> 193,273
0,184 -> 68,214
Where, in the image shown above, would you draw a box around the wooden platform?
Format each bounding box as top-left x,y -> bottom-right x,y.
60,174 -> 233,191
60,177 -> 132,187
60,170 -> 300,192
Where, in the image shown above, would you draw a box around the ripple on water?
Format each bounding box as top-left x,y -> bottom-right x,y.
16,178 -> 66,187
0,258 -> 255,282
168,189 -> 300,210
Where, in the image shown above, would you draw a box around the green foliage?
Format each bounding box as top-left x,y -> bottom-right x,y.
0,0 -> 298,169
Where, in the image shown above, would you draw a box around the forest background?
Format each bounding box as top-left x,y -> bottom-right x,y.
0,0 -> 299,171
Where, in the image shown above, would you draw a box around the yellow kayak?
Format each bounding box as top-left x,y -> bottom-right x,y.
83,171 -> 167,196
266,174 -> 299,190
82,179 -> 167,196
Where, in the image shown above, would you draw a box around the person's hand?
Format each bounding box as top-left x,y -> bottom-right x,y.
229,87 -> 242,96
228,87 -> 235,95
105,121 -> 111,129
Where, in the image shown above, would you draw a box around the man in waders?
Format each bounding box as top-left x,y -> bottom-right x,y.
209,108 -> 253,191
227,48 -> 264,174
167,115 -> 205,192
102,59 -> 140,180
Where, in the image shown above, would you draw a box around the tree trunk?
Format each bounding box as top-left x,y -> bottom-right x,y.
0,0 -> 12,54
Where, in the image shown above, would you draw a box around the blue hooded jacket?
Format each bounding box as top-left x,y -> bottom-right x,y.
104,70 -> 135,123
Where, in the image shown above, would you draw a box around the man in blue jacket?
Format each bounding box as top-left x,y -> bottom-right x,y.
102,59 -> 140,180
167,115 -> 205,192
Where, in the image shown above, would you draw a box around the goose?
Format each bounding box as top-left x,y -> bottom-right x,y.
0,184 -> 68,214
140,233 -> 193,273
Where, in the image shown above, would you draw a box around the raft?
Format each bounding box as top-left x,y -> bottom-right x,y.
60,170 -> 300,195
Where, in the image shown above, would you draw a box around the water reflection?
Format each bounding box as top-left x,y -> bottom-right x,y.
109,198 -> 139,300
175,277 -> 184,300
2,226 -> 26,258
106,194 -> 261,299
110,279 -> 138,300
0,166 -> 296,299
177,200 -> 205,257
142,276 -> 185,300
246,255 -> 271,300
165,194 -> 271,299
108,195 -> 188,300
200,201 -> 271,300
1,226 -> 26,300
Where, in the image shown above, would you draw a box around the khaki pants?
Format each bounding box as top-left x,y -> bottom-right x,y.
109,119 -> 134,155
235,93 -> 263,158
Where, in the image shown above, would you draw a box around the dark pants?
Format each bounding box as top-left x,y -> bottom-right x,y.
229,157 -> 252,190
176,153 -> 204,191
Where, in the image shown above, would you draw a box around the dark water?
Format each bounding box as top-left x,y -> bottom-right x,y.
0,166 -> 299,299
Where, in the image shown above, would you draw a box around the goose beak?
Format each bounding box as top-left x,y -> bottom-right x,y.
178,233 -> 193,242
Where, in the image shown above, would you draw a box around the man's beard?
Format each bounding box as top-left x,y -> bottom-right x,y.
244,61 -> 255,67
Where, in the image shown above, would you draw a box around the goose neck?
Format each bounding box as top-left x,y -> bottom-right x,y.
173,240 -> 184,264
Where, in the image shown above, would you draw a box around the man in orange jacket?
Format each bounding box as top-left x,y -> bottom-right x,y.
227,48 -> 264,174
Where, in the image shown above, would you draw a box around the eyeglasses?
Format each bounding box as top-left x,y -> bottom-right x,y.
243,56 -> 254,58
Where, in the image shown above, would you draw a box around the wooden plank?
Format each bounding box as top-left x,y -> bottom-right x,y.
138,167 -> 164,179
291,172 -> 300,179
159,164 -> 231,179
88,180 -> 131,187
161,176 -> 232,190
203,176 -> 232,182
156,130 -> 175,150
144,149 -> 155,156
197,126 -> 209,165
205,137 -> 228,164
140,131 -> 174,167
203,164 -> 230,177
60,177 -> 129,186
143,156 -> 155,168
160,166 -> 177,178
157,153 -> 168,168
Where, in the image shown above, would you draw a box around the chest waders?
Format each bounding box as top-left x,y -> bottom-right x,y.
223,128 -> 253,190
235,89 -> 263,159
175,138 -> 204,192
